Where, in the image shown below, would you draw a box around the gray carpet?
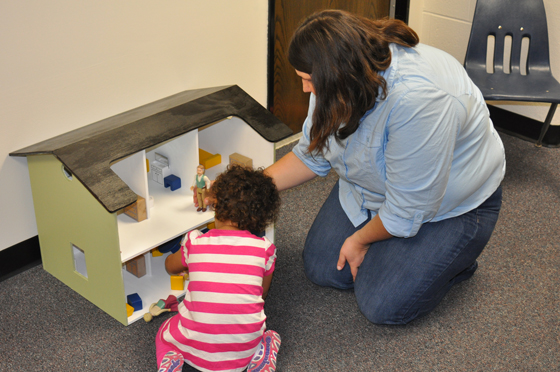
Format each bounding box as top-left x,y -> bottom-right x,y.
1,132 -> 558,371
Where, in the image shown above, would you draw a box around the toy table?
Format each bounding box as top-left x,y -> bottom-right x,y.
10,85 -> 292,325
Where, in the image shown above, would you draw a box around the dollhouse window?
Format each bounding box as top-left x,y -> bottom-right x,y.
72,244 -> 88,278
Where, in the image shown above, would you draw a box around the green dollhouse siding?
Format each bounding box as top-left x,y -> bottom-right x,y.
27,155 -> 128,325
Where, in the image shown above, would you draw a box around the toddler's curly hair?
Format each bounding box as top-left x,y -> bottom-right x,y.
211,164 -> 280,233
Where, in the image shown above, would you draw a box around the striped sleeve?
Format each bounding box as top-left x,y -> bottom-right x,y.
181,230 -> 202,267
263,237 -> 276,276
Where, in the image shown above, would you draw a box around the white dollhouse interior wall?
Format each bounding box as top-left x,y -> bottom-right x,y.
108,116 -> 276,323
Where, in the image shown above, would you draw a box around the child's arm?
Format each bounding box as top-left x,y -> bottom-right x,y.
262,273 -> 273,300
165,250 -> 188,276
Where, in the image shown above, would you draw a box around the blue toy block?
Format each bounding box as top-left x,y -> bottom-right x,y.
157,235 -> 183,254
127,293 -> 142,312
164,174 -> 181,191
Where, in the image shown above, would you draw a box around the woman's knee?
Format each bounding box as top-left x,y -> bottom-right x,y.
303,234 -> 355,289
303,244 -> 352,288
356,291 -> 416,325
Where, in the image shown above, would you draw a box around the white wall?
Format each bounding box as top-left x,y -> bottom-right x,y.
0,1 -> 269,251
408,0 -> 560,124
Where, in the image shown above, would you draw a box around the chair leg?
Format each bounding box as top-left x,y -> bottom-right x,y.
536,103 -> 558,147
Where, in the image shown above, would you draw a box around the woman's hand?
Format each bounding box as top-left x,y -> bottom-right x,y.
337,233 -> 370,282
336,214 -> 394,281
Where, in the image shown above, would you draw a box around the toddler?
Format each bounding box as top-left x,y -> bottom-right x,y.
157,165 -> 281,372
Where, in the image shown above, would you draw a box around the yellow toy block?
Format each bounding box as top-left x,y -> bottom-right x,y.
126,303 -> 134,317
170,275 -> 185,290
151,248 -> 163,257
207,221 -> 215,230
199,148 -> 221,169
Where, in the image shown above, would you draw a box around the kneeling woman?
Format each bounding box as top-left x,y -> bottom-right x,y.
266,10 -> 505,325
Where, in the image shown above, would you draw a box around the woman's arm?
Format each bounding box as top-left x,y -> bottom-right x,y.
264,152 -> 317,191
337,214 -> 393,281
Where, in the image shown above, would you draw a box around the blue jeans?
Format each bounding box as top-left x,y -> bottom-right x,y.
303,182 -> 502,325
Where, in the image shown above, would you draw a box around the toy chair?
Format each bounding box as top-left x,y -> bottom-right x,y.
464,0 -> 560,147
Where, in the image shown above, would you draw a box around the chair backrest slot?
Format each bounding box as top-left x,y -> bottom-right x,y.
520,36 -> 530,76
486,34 -> 495,74
503,35 -> 512,74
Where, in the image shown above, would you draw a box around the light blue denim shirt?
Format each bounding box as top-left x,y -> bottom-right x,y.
293,43 -> 506,238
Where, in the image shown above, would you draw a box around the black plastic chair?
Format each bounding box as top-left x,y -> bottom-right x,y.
464,0 -> 560,147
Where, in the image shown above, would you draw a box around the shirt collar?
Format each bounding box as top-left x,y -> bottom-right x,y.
376,43 -> 399,102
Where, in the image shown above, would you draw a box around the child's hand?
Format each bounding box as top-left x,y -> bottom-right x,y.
204,181 -> 217,209
165,250 -> 188,276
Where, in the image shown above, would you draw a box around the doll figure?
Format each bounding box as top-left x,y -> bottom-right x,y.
190,164 -> 211,212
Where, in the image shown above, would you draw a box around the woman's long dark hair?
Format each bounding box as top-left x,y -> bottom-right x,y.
288,10 -> 419,154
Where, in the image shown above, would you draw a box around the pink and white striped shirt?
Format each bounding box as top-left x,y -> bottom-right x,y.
161,229 -> 277,372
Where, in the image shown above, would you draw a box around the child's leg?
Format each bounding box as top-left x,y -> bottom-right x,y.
156,319 -> 184,372
247,330 -> 281,372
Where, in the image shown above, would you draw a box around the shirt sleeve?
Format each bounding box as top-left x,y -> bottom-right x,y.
292,94 -> 333,177
204,175 -> 211,188
181,230 -> 202,267
378,88 -> 466,238
263,238 -> 277,277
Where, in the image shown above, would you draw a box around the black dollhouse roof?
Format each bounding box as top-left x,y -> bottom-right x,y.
10,85 -> 292,212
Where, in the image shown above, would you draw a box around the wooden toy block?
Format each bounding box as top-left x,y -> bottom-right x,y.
126,303 -> 134,317
125,255 -> 146,278
164,174 -> 181,191
229,152 -> 253,168
123,196 -> 147,222
199,148 -> 221,169
151,248 -> 163,257
170,275 -> 184,290
127,293 -> 142,311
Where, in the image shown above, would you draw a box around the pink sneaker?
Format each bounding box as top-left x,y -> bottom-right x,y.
247,330 -> 281,372
158,351 -> 184,372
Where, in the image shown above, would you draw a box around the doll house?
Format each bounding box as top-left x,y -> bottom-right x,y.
10,85 -> 292,325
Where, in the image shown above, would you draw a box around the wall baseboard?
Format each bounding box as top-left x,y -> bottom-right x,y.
0,236 -> 41,283
489,105 -> 560,147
